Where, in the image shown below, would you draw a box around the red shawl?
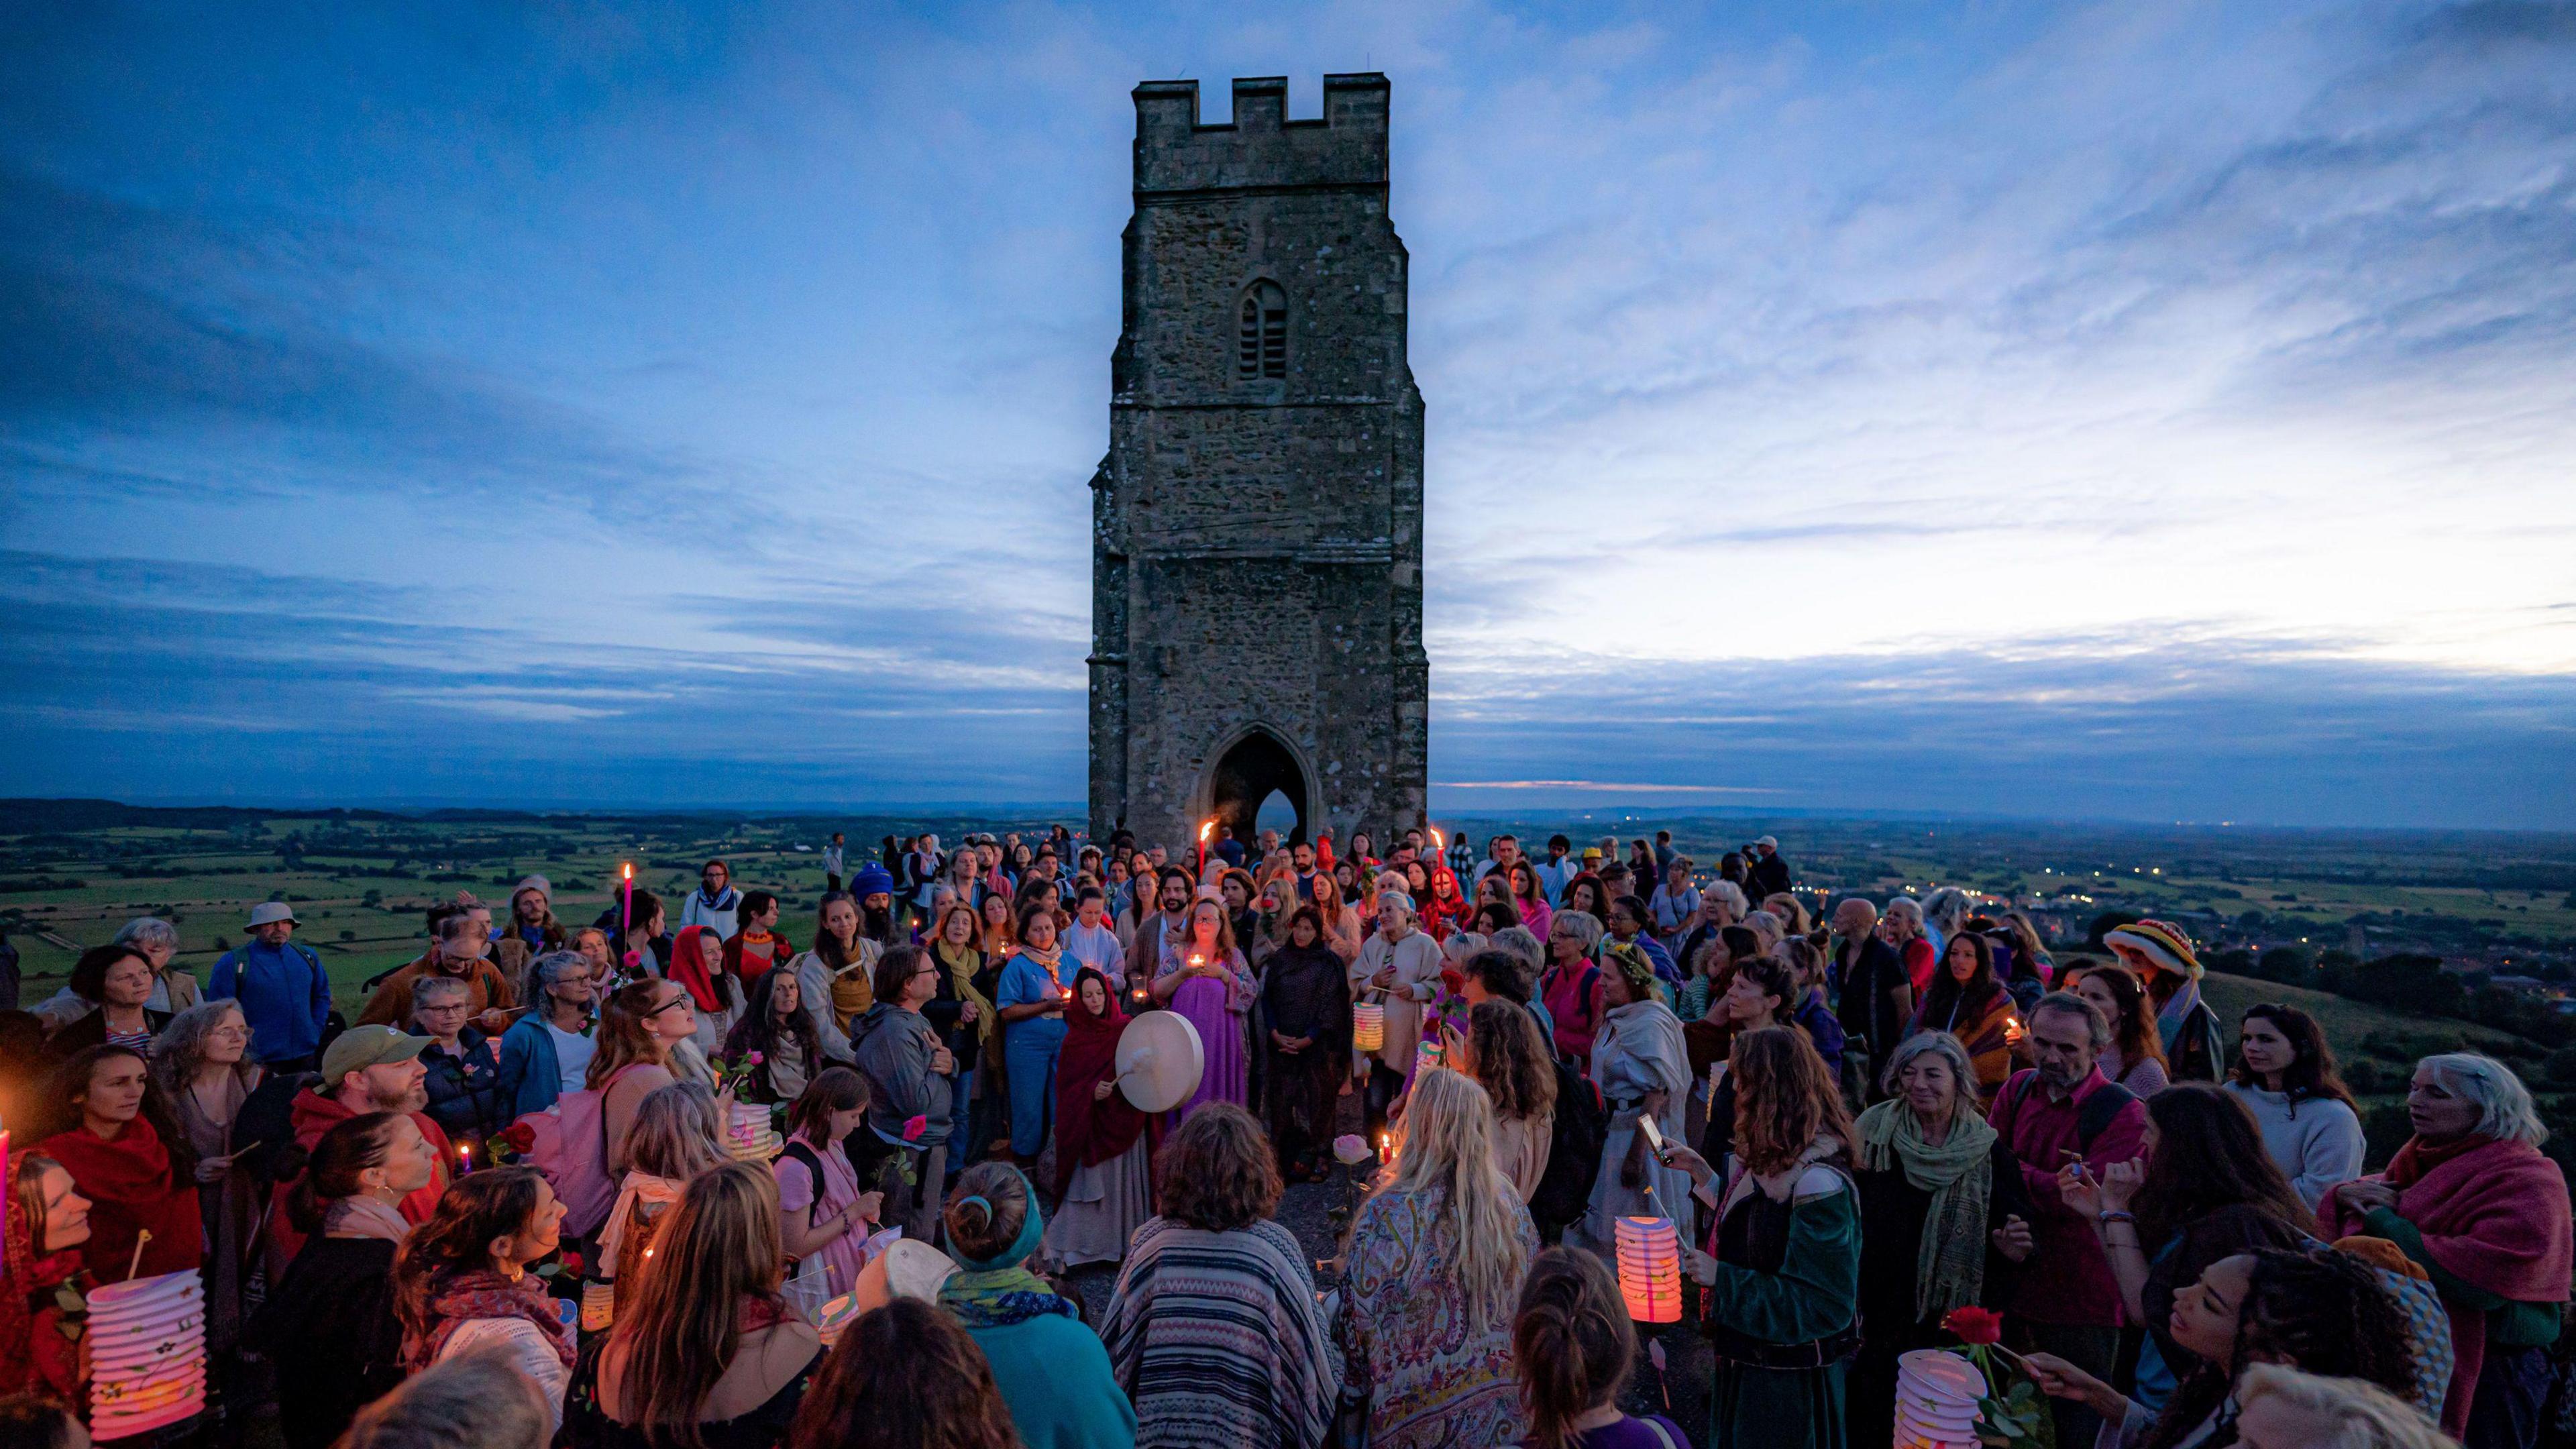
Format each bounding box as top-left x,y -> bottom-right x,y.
668,924 -> 727,1012
2323,1134 -> 2574,1434
38,1116 -> 203,1285
0,1166 -> 89,1398
1421,869 -> 1466,939
1053,968 -> 1153,1197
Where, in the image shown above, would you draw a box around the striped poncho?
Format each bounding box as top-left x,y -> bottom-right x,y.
1097,1216 -> 1338,1449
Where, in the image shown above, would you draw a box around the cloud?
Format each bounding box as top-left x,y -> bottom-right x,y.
0,1 -> 2570,823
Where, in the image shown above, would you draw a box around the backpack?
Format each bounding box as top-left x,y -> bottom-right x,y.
2005,1071 -> 2139,1155
1529,1060 -> 1609,1237
516,1063 -> 641,1239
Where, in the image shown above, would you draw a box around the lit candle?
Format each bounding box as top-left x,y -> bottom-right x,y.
458,1140 -> 473,1174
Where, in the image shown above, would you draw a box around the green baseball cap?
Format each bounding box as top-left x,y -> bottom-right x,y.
321,1025 -> 430,1083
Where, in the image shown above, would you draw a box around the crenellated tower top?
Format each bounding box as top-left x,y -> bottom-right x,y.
1131,74 -> 1389,195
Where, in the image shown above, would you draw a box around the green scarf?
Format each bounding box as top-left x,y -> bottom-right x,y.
936,1265 -> 1076,1330
1855,1097 -> 1997,1320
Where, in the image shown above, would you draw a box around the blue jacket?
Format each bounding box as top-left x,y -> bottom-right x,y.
211,939 -> 333,1063
965,1313 -> 1136,1449
420,1028 -> 506,1141
496,1013 -> 568,1119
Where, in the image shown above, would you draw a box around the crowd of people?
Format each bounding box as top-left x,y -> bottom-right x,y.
0,824 -> 2567,1449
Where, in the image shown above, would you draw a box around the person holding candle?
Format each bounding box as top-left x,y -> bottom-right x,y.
1338,1068 -> 1537,1449
616,888 -> 674,980
593,1080 -> 726,1324
1568,945 -> 1690,1260
1097,1104 -> 1336,1449
921,898 -> 997,1162
1660,1026 -> 1863,1449
994,901 -> 1075,1167
252,1110 -> 437,1449
38,1043 -> 202,1283
1155,894 -> 1254,1120
1903,930 -> 2026,1102
394,1167 -> 575,1434
0,1151 -> 93,1404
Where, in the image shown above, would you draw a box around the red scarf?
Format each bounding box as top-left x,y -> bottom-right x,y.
1053,969 -> 1154,1197
668,924 -> 727,1012
38,1116 -> 203,1284
2382,1132 -> 2490,1189
0,1175 -> 89,1398
405,1266 -> 576,1371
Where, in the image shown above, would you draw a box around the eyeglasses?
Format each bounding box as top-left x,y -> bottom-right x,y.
646,996 -> 694,1019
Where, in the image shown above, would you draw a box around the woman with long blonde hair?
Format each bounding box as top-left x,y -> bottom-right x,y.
1341,1069 -> 1538,1448
584,1161 -> 824,1448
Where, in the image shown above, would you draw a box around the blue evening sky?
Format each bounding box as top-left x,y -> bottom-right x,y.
3,2 -> 2572,827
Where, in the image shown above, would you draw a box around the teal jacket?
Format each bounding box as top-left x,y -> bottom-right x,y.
967,1315 -> 1136,1449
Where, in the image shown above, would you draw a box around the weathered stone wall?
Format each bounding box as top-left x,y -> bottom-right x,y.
1089,73 -> 1428,850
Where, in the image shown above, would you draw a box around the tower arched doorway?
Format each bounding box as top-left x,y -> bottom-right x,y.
1202,727 -> 1313,849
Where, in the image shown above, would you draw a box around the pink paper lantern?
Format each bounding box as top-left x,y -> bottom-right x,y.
1613,1215 -> 1681,1324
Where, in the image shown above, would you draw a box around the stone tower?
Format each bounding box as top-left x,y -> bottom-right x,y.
1087,73 -> 1428,851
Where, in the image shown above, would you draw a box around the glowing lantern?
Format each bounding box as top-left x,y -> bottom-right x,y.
1352,1002 -> 1385,1052
1614,1216 -> 1682,1323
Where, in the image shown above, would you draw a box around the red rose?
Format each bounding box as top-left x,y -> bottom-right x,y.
1941,1306 -> 2004,1345
500,1121 -> 538,1153
902,1114 -> 928,1142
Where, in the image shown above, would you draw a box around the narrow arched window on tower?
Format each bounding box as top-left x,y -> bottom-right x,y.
1237,281 -> 1287,380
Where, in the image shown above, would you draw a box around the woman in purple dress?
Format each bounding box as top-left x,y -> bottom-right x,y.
1150,894 -> 1252,1119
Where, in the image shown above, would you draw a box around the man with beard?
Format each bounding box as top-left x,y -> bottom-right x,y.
494,874 -> 564,979
359,908 -> 519,1031
1123,866 -> 1195,999
272,1024 -> 454,1266
1985,992 -> 2149,1448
